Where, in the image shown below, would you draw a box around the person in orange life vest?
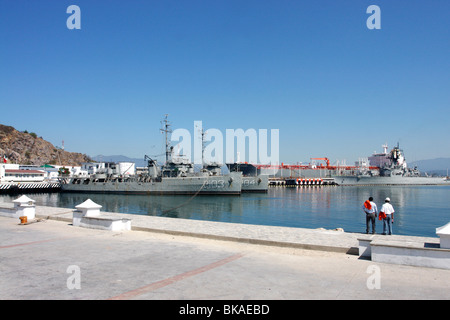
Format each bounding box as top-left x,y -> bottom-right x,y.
380,197 -> 395,235
362,197 -> 378,234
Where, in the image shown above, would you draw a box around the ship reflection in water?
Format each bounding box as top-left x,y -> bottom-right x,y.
2,185 -> 449,238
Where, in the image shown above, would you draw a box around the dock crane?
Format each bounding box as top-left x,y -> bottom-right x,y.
310,157 -> 330,168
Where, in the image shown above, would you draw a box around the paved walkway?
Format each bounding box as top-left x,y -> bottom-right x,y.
0,205 -> 449,301
33,205 -> 439,255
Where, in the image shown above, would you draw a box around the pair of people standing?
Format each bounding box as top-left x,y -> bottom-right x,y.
362,197 -> 395,235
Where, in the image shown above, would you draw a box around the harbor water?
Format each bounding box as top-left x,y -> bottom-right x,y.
1,185 -> 449,238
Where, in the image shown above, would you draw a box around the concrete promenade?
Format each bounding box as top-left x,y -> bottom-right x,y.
0,205 -> 449,300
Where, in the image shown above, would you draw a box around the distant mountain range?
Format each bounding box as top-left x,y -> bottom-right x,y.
93,154 -> 450,176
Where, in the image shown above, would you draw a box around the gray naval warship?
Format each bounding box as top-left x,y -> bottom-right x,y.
61,117 -> 242,195
226,163 -> 269,192
332,144 -> 449,186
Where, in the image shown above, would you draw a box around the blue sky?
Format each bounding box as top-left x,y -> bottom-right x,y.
1,0 -> 449,164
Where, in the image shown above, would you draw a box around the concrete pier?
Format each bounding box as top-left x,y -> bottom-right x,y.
34,204 -> 362,254
0,205 -> 449,300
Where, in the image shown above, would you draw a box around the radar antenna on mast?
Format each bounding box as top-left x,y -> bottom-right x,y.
160,114 -> 172,164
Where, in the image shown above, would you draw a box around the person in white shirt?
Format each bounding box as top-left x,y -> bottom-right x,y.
380,197 -> 395,235
362,197 -> 378,234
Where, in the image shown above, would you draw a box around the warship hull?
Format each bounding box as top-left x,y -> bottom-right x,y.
241,175 -> 269,192
61,172 -> 243,195
332,175 -> 449,186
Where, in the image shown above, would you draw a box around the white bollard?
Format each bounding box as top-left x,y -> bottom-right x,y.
72,199 -> 131,231
436,222 -> 450,249
12,195 -> 36,221
75,199 -> 102,217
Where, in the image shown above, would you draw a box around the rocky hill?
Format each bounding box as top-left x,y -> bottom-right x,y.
0,124 -> 92,166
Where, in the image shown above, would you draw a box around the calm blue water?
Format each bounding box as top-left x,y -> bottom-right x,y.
1,185 -> 449,237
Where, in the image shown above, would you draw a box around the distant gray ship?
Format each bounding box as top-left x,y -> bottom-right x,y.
62,116 -> 242,195
226,163 -> 269,192
332,144 -> 449,186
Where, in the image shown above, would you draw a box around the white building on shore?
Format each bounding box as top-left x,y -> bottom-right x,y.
1,163 -> 83,183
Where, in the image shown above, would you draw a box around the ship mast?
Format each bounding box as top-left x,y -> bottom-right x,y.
160,114 -> 172,164
194,121 -> 206,168
201,127 -> 206,168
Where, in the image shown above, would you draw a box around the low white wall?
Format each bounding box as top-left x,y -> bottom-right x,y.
371,241 -> 450,270
0,204 -> 35,220
0,205 -> 16,217
73,211 -> 131,231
